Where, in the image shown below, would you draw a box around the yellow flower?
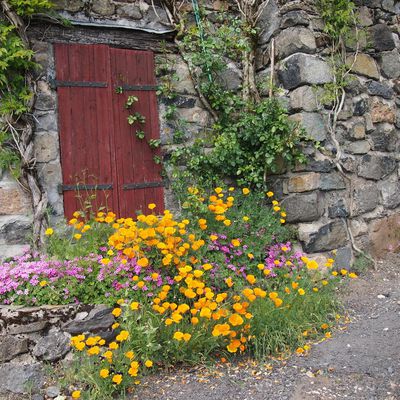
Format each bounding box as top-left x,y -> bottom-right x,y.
215,187 -> 223,194
340,269 -> 348,275
322,280 -> 328,286
74,233 -> 82,240
246,274 -> 256,284
125,351 -> 134,359
130,302 -> 139,310
229,313 -> 244,326
298,288 -> 305,296
112,322 -> 120,330
183,333 -> 192,342
273,298 -> 283,307
112,374 -> 123,385
231,239 -> 240,247
273,206 -> 281,212
99,369 -> 109,378
242,188 -> 250,195
109,342 -> 119,350
101,258 -> 111,265
266,191 -> 274,197
306,260 -> 318,270
321,323 -> 329,330
325,332 -> 332,339
45,228 -> 54,236
349,272 -> 358,279
87,346 -> 100,355
242,216 -> 249,222
296,347 -> 304,354
223,219 -> 231,226
112,308 -> 122,317
332,271 -> 338,276
72,391 -> 81,399
116,330 -> 129,342
210,234 -> 218,241
148,203 -> 156,210
39,280 -> 47,287
173,331 -> 184,341
137,257 -> 149,267
145,360 -> 153,367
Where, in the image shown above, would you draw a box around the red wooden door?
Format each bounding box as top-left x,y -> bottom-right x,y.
55,43 -> 164,218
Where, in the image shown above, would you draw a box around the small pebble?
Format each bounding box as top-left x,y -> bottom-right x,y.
46,386 -> 61,398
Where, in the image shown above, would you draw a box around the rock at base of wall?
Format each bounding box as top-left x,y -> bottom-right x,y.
281,192 -> 322,223
369,213 -> 400,258
32,331 -> 70,362
0,362 -> 44,394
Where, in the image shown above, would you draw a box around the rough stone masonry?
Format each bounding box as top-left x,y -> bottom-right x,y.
0,0 -> 399,267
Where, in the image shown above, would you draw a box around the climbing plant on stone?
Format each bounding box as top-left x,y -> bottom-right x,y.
0,0 -> 53,248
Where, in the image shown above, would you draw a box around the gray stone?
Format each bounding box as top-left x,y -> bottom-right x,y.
299,221 -> 348,253
353,98 -> 368,116
289,112 -> 327,141
380,181 -> 400,209
8,321 -> 48,335
275,27 -> 316,59
175,107 -> 210,126
380,50 -> 400,79
366,81 -> 394,99
53,0 -> 83,12
349,122 -> 366,139
46,386 -> 61,398
287,172 -> 320,193
35,112 -> 58,132
357,6 -> 373,26
328,199 -> 349,218
32,331 -> 70,362
0,336 -> 29,362
280,11 -> 309,28
352,182 -> 380,216
63,306 -> 114,334
289,86 -> 319,112
281,192 -> 322,223
358,154 -> 397,180
0,362 -> 44,394
370,129 -> 397,152
295,158 -> 334,173
382,0 -> 400,12
116,4 -> 142,19
319,173 -> 346,191
396,110 -> 400,129
91,0 -> 115,16
34,132 -> 59,163
0,244 -> 30,261
0,216 -> 32,245
258,0 -> 281,44
216,61 -> 242,91
347,53 -> 380,80
278,54 -> 333,90
345,140 -> 371,154
334,246 -> 353,269
35,81 -> 56,111
371,101 -> 396,124
368,24 -> 396,52
354,0 -> 380,7
32,395 -> 44,400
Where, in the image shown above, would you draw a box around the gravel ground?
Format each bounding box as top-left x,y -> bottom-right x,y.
130,254 -> 400,400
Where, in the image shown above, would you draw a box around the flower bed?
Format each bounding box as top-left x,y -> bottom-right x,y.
0,187 -> 357,399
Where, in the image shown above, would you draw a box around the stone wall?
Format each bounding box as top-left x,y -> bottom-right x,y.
0,304 -> 115,396
1,0 -> 399,264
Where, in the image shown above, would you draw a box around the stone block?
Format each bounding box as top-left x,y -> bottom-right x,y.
280,10 -> 310,28
92,0 -> 115,15
35,81 -> 56,111
0,216 -> 32,245
258,0 -> 281,44
175,107 -> 210,126
368,24 -> 396,52
0,362 -> 44,394
278,54 -> 332,90
370,101 -> 396,124
369,129 -> 397,152
358,154 -> 397,180
334,246 -> 353,269
349,122 -> 366,139
53,0 -> 83,12
328,199 -> 349,218
0,336 -> 29,362
289,86 -> 319,112
116,4 -> 142,19
367,81 -> 394,99
357,6 -> 373,26
352,181 -> 380,216
319,173 -> 346,191
281,192 -> 322,223
380,50 -> 400,79
0,184 -> 31,215
349,219 -> 368,237
32,331 -> 70,362
345,140 -> 371,154
299,220 -> 348,253
369,213 -> 400,258
353,99 -> 368,117
35,112 -> 58,132
347,53 -> 380,80
275,27 -> 316,59
289,112 -> 327,141
216,61 -> 242,91
288,172 -> 320,193
34,132 -> 59,163
0,244 -> 30,261
379,181 -> 400,209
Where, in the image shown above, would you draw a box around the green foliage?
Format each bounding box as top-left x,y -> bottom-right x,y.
315,0 -> 355,40
167,13 -> 309,190
9,0 -> 53,16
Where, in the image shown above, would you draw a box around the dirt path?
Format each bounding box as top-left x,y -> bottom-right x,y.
132,255 -> 400,400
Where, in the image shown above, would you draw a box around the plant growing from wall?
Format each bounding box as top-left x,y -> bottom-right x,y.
162,1 -> 310,192
314,0 -> 376,268
0,0 -> 53,249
